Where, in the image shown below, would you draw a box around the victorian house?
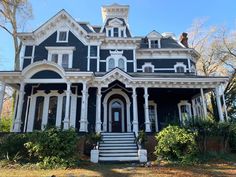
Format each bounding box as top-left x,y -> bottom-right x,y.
0,4 -> 228,162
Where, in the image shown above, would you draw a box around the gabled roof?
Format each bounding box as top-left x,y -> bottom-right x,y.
146,30 -> 162,39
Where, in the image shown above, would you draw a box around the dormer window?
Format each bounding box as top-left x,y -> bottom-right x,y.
108,29 -> 112,37
174,63 -> 186,73
142,63 -> 154,73
57,30 -> 69,42
150,40 -> 159,48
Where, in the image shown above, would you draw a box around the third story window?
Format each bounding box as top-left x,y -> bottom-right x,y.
51,54 -> 58,63
90,46 -> 97,57
114,28 -> 119,37
176,66 -> 185,73
151,40 -> 158,48
144,66 -> 153,73
58,31 -> 68,42
62,54 -> 69,68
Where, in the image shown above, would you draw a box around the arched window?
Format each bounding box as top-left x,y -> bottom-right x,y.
176,66 -> 185,73
118,58 -> 125,70
108,58 -> 115,71
174,63 -> 186,73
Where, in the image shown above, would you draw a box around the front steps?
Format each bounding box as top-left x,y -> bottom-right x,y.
99,132 -> 139,162
90,132 -> 148,163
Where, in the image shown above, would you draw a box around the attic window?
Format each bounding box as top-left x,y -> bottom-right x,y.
150,40 -> 159,48
57,31 -> 68,42
114,28 -> 119,37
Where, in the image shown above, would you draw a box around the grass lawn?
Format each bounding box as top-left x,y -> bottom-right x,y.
1,161 -> 236,177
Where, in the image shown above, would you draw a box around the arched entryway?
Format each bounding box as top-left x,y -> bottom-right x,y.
103,89 -> 131,132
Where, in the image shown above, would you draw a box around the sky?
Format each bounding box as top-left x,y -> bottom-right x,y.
0,0 -> 235,70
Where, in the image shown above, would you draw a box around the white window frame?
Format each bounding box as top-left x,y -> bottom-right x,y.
174,62 -> 187,73
142,62 -> 154,73
178,100 -> 192,124
56,30 -> 69,43
148,101 -> 158,132
46,47 -> 75,69
106,54 -> 127,72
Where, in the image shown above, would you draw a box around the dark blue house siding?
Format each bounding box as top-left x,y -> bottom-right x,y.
23,59 -> 31,69
32,31 -> 88,71
137,59 -> 189,69
25,46 -> 33,56
123,50 -> 133,60
31,70 -> 62,79
127,63 -> 134,72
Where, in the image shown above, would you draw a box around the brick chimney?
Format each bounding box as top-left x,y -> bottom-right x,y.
180,32 -> 188,48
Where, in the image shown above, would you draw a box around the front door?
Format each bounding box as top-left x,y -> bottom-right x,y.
111,101 -> 122,132
112,108 -> 122,132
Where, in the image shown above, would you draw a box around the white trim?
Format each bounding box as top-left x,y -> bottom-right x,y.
102,89 -> 131,132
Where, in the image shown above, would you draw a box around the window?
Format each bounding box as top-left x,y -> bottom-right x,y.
142,63 -> 154,73
90,46 -> 97,57
176,66 -> 185,73
151,40 -> 159,48
108,58 -> 115,70
121,30 -> 124,37
62,54 -> 69,68
174,63 -> 186,73
46,47 -> 75,69
144,66 -> 153,73
108,29 -> 112,37
178,101 -> 192,125
33,96 -> 44,130
51,54 -> 58,63
118,58 -> 125,70
57,31 -> 68,42
114,28 -> 119,37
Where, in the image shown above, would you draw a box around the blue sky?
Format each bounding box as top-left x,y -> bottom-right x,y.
0,0 -> 235,70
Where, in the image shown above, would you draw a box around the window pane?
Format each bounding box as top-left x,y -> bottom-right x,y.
59,31 -> 67,41
62,54 -> 69,68
108,29 -> 111,37
121,30 -> 124,37
151,40 -> 158,48
48,96 -> 58,127
34,96 -> 44,130
51,54 -> 58,63
118,58 -> 125,70
114,112 -> 119,121
108,58 -> 115,70
90,46 -> 97,57
114,28 -> 118,37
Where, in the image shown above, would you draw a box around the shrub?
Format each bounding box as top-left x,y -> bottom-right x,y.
0,133 -> 29,161
155,125 -> 198,164
136,130 -> 147,147
0,117 -> 12,132
24,127 -> 78,168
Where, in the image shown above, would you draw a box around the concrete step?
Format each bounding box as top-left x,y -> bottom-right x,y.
99,149 -> 138,153
99,144 -> 136,147
101,133 -> 134,136
99,156 -> 139,162
100,140 -> 135,143
99,146 -> 137,150
102,138 -> 135,141
99,153 -> 138,157
102,135 -> 134,138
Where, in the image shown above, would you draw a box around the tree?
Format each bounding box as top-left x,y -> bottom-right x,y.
0,0 -> 32,70
187,18 -> 236,120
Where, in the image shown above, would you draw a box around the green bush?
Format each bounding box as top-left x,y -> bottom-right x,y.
24,127 -> 78,168
155,125 -> 198,164
0,117 -> 12,132
0,133 -> 29,161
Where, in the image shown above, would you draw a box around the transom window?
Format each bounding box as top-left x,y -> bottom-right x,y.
57,31 -> 69,42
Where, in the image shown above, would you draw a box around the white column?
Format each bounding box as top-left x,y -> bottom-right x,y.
126,102 -> 131,132
215,87 -> 224,122
97,45 -> 100,72
0,82 -> 6,119
13,82 -> 25,132
87,45 -> 91,71
200,88 -> 207,118
95,86 -> 102,133
222,92 -> 228,121
41,95 -> 50,129
11,91 -> 19,132
132,87 -> 139,134
103,102 -> 107,132
144,87 -> 151,132
79,82 -> 88,132
63,82 -> 71,130
56,95 -> 63,128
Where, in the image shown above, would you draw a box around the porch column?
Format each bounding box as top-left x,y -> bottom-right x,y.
41,95 -> 50,129
132,87 -> 139,134
191,99 -> 197,117
144,87 -> 151,132
95,86 -> 102,133
215,86 -> 224,122
13,82 -> 25,132
63,82 -> 71,130
0,82 -> 6,119
200,88 -> 207,118
222,92 -> 228,121
80,81 -> 88,132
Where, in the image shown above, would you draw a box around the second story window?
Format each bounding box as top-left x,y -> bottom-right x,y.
114,28 -> 119,37
46,47 -> 75,69
57,30 -> 69,42
142,63 -> 154,73
90,46 -> 97,57
118,58 -> 125,71
108,58 -> 115,70
106,51 -> 127,72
